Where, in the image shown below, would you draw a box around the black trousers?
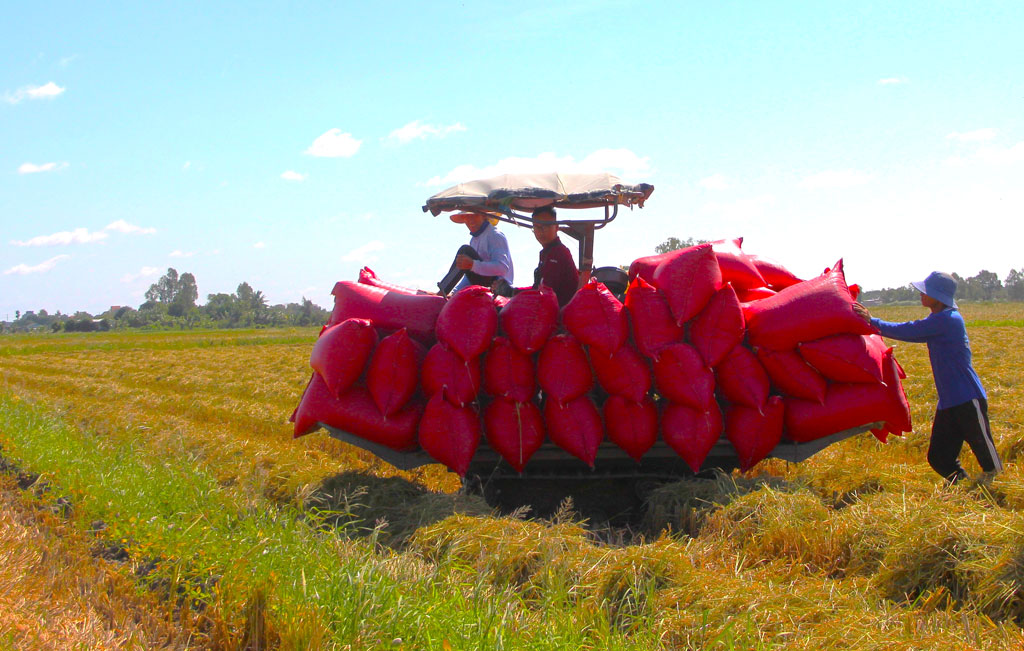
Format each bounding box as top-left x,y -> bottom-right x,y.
437,245 -> 498,295
927,398 -> 1002,482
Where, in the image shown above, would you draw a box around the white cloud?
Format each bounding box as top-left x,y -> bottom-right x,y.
120,266 -> 161,283
341,240 -> 387,263
280,170 -> 307,181
699,174 -> 731,190
974,142 -> 1024,166
387,120 -> 467,144
944,141 -> 1024,167
11,228 -> 108,247
58,55 -> 78,68
304,129 -> 362,158
253,242 -> 266,249
423,149 -> 652,186
169,250 -> 195,258
798,170 -> 874,189
946,128 -> 997,143
877,77 -> 908,85
4,254 -> 71,275
105,220 -> 156,235
18,162 -> 68,174
4,81 -> 65,104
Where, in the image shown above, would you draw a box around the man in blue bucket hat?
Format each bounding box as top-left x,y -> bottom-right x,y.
855,272 -> 1001,483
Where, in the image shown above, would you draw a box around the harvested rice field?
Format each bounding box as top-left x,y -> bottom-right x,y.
1,304 -> 1023,649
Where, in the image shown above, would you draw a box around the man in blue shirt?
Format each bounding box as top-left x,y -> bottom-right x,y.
854,271 -> 1001,483
437,212 -> 514,296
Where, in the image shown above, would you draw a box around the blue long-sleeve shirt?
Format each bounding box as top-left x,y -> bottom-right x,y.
870,308 -> 986,409
455,221 -> 514,292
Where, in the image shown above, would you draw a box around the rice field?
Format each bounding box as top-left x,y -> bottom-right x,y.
0,305 -> 1022,649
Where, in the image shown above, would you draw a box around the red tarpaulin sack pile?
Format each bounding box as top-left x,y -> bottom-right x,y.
294,245 -> 912,475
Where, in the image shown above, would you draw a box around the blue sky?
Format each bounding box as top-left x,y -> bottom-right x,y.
3,1 -> 1023,318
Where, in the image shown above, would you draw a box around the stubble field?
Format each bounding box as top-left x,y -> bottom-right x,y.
0,304 -> 1023,649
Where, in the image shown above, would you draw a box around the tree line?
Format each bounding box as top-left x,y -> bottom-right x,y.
5,268 -> 330,333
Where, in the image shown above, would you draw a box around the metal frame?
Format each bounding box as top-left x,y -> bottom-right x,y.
422,179 -> 653,277
316,421 -> 881,478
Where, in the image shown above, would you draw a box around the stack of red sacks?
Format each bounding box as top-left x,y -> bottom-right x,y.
292,239 -> 912,477
484,288 -> 558,471
290,316 -> 425,452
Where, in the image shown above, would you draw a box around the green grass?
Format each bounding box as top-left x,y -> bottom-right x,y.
0,393 -> 673,650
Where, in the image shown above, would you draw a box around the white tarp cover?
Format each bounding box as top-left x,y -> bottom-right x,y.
423,172 -> 653,215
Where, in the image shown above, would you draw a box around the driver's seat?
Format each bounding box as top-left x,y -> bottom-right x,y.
592,266 -> 629,302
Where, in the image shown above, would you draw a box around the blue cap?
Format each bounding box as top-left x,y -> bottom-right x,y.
911,271 -> 957,308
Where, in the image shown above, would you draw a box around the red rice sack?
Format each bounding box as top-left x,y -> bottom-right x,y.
651,243 -> 723,325
436,285 -> 498,360
537,334 -> 593,402
652,343 -> 715,409
627,251 -> 671,283
483,337 -> 536,403
865,334 -> 889,359
715,345 -> 770,411
562,279 -> 628,355
784,382 -> 896,443
499,286 -> 560,354
604,395 -> 658,462
869,349 -> 912,443
310,318 -> 378,398
662,402 -> 723,474
291,374 -> 420,450
881,349 -> 911,435
755,347 -> 827,403
544,395 -> 603,467
418,391 -> 480,477
589,343 -> 651,402
743,261 -> 875,350
749,255 -> 803,290
690,284 -> 745,367
367,328 -> 425,417
421,343 -> 480,406
711,238 -> 766,290
798,334 -> 884,384
736,286 -> 777,303
484,398 -> 545,473
330,281 -> 444,343
358,267 -> 417,294
726,396 -> 785,471
624,277 -> 684,359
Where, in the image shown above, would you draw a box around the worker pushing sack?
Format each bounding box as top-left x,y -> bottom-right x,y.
855,272 -> 1002,483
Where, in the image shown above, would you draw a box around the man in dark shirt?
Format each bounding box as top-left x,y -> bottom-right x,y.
493,207 -> 579,306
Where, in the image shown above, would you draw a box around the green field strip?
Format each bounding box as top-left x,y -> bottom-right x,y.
0,392 -> 666,649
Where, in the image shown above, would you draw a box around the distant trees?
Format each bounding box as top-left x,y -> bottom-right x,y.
1007,269 -> 1024,300
655,237 -> 707,254
860,269 -> 1024,304
5,267 -> 330,333
145,268 -> 199,317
